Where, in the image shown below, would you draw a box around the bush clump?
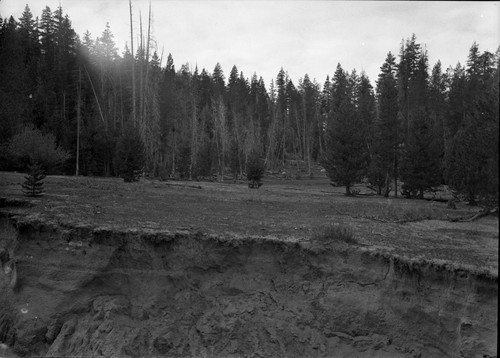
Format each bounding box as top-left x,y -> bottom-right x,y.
312,224 -> 358,247
246,150 -> 264,189
7,125 -> 70,173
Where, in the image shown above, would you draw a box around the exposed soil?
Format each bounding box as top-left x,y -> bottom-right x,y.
0,171 -> 498,357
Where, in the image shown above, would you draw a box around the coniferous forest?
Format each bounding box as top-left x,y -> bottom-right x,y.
0,5 -> 498,205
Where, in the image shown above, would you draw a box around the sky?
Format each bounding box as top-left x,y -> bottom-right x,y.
1,0 -> 499,87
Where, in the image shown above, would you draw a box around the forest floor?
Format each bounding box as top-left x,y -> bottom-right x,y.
0,170 -> 498,276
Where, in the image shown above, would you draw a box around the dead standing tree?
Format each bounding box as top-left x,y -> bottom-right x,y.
129,0 -> 161,175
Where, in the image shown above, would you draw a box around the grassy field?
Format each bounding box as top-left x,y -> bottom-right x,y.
0,171 -> 497,276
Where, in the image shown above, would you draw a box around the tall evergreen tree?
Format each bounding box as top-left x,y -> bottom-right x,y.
444,63 -> 466,149
428,60 -> 447,177
321,64 -> 368,195
369,52 -> 399,196
298,74 -> 320,174
397,34 -> 421,144
397,37 -> 441,198
356,72 -> 376,165
445,44 -> 499,205
0,16 -> 29,143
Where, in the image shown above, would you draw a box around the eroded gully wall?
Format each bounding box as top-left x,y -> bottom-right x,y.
0,217 -> 497,358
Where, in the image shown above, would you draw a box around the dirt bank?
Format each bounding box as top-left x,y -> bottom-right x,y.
0,212 -> 497,358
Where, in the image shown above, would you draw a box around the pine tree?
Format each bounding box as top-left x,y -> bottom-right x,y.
0,16 -> 29,143
212,62 -> 225,98
18,4 -> 40,67
298,73 -> 320,173
428,60 -> 447,175
226,65 -> 243,178
356,72 -> 376,164
445,44 -> 499,205
321,64 -> 368,195
369,52 -> 399,196
398,37 -> 442,198
96,22 -> 118,61
22,162 -> 46,197
39,6 -> 54,61
400,117 -> 442,198
397,34 -> 421,144
275,68 -> 288,166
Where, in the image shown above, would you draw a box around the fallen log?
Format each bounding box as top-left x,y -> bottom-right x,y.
449,207 -> 498,222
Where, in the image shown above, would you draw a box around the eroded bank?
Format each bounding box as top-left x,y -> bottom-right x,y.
0,213 -> 497,358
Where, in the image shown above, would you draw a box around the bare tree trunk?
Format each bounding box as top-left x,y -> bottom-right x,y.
159,46 -> 164,67
307,138 -> 312,178
84,65 -> 106,127
129,0 -> 136,123
189,98 -> 197,180
113,85 -> 117,131
316,104 -> 324,155
172,130 -> 176,175
76,67 -> 81,176
384,171 -> 390,197
139,12 -> 143,125
62,90 -> 66,127
213,98 -> 227,182
394,144 -> 398,198
282,113 -> 286,167
232,112 -> 243,178
143,1 -> 151,122
302,97 -> 306,161
119,71 -> 124,135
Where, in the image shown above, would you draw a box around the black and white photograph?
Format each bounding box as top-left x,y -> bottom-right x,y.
0,0 -> 498,357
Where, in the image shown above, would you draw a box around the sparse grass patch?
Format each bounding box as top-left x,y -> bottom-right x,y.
383,205 -> 434,222
311,224 -> 358,248
360,202 -> 464,223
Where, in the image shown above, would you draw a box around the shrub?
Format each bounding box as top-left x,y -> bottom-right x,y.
7,126 -> 70,173
21,162 -> 46,197
311,224 -> 358,247
246,150 -> 264,188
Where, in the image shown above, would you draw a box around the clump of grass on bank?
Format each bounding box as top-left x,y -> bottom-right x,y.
311,224 -> 358,249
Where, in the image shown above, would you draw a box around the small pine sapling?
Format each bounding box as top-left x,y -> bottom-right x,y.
22,162 -> 46,197
246,151 -> 264,189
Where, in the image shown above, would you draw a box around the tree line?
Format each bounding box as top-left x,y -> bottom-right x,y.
0,5 -> 498,204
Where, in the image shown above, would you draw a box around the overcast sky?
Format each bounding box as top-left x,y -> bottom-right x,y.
1,1 -> 499,87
